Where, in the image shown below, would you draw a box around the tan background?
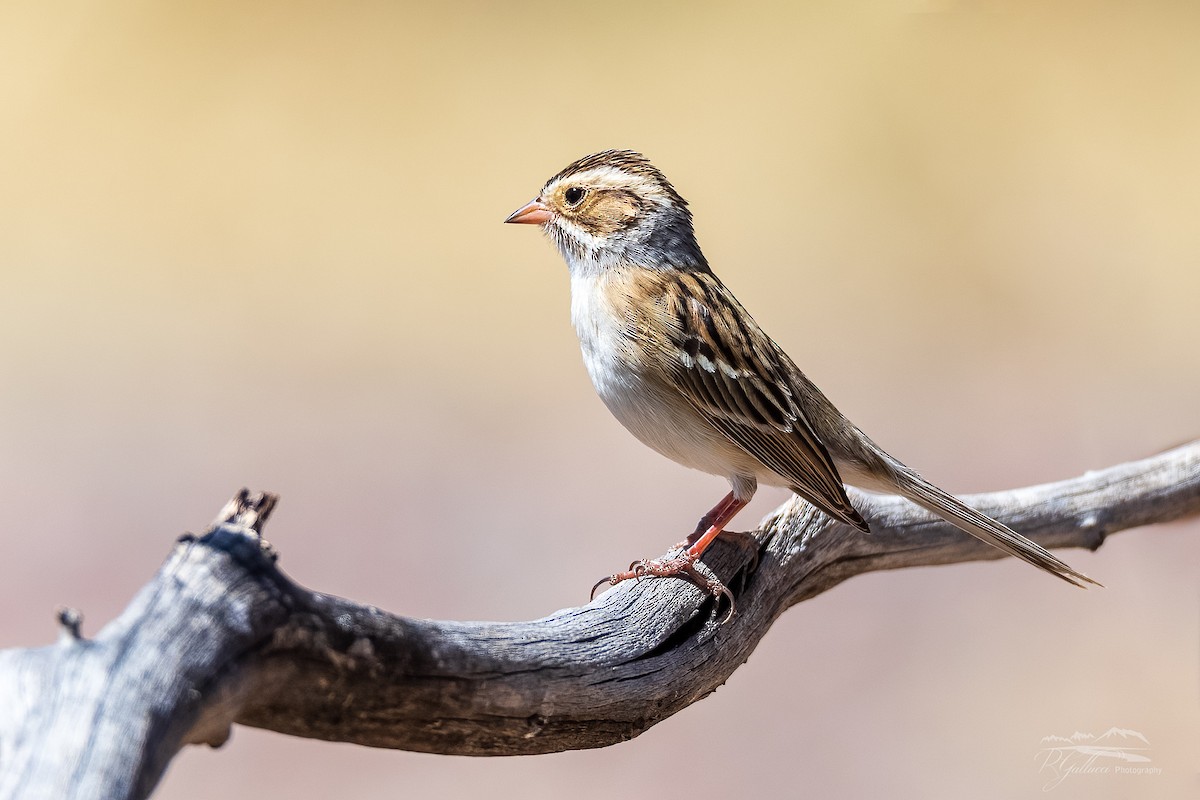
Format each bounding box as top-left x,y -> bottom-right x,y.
1,1 -> 1197,798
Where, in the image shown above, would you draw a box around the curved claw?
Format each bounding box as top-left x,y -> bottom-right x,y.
589,575 -> 616,601
715,583 -> 737,625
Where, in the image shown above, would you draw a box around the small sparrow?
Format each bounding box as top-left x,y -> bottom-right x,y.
505,149 -> 1097,603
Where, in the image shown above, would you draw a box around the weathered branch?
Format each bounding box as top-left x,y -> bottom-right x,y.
1,443 -> 1197,799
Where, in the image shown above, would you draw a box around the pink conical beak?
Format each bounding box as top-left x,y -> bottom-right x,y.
504,198 -> 552,225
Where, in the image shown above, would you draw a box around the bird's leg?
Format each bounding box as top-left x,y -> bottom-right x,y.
679,492 -> 750,554
679,491 -> 741,547
591,493 -> 750,620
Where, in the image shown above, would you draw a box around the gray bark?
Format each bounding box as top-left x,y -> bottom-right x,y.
0,442 -> 1197,799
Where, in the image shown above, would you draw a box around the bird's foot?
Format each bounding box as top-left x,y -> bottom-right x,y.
590,552 -> 735,623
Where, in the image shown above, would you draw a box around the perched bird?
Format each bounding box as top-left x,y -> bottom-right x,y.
505,149 -> 1097,603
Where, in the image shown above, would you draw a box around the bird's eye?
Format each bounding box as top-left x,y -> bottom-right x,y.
564,187 -> 587,206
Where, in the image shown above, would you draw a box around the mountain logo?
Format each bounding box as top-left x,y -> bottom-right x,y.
1035,727 -> 1160,790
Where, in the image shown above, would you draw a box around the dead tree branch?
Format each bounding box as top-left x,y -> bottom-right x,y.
1,442 -> 1197,799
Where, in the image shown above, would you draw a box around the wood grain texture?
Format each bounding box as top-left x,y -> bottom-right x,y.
0,443 -> 1197,799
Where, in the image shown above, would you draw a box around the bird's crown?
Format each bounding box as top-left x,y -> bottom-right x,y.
542,149 -> 688,208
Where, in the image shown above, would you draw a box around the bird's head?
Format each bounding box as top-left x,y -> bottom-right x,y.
505,149 -> 708,275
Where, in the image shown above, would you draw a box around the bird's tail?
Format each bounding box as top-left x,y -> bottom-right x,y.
890,467 -> 1101,588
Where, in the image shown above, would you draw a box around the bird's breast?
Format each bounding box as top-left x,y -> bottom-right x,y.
570,272 -> 641,404
568,272 -> 756,479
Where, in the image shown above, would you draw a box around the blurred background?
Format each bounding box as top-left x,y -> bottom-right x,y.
1,1 -> 1197,797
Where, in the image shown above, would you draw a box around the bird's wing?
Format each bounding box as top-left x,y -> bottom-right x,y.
640,270 -> 868,532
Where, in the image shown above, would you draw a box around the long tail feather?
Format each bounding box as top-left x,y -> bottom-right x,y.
892,469 -> 1101,588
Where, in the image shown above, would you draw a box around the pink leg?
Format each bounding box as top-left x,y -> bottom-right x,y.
680,491 -> 747,550
683,492 -> 749,558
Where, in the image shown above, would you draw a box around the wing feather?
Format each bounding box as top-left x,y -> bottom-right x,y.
651,272 -> 867,531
